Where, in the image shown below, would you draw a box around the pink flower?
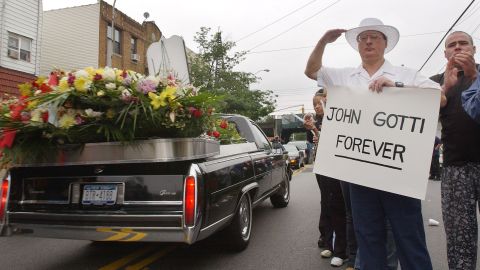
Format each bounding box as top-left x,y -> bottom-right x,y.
48,72 -> 59,86
137,79 -> 157,94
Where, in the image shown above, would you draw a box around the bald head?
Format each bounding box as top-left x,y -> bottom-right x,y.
445,31 -> 474,47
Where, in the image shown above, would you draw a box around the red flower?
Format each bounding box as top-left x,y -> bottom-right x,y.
67,73 -> 75,85
192,109 -> 203,118
94,73 -> 102,81
10,103 -> 26,121
207,131 -> 213,136
212,131 -> 220,138
41,111 -> 49,123
0,129 -> 17,148
40,83 -> 52,93
219,120 -> 228,129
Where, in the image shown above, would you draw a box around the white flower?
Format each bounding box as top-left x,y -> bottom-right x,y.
84,108 -> 103,118
74,70 -> 90,79
106,83 -> 116,90
169,111 -> 176,123
103,67 -> 116,81
147,75 -> 160,86
97,90 -> 105,97
30,109 -> 42,122
121,89 -> 132,97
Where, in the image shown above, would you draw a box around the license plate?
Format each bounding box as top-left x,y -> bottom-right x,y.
82,184 -> 117,205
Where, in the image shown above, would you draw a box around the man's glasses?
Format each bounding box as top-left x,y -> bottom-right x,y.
357,33 -> 385,43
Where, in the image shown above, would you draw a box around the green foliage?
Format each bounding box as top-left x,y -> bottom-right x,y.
189,27 -> 276,121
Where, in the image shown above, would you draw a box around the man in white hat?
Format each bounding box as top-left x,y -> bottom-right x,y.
305,18 -> 439,270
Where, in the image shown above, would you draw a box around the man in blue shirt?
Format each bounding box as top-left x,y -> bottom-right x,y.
462,72 -> 480,123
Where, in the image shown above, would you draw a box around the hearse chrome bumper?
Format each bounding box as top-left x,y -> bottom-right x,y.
1,212 -> 201,243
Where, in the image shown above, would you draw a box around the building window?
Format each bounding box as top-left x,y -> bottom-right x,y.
130,37 -> 138,61
107,25 -> 121,54
7,33 -> 32,62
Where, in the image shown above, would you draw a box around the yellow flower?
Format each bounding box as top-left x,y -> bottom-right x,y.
58,78 -> 70,92
18,83 -> 32,96
73,77 -> 92,92
27,100 -> 39,110
35,76 -> 47,85
58,114 -> 76,129
106,108 -> 115,119
148,86 -> 177,110
84,67 -> 96,77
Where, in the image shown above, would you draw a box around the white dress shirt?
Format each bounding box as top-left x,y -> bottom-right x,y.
316,60 -> 440,90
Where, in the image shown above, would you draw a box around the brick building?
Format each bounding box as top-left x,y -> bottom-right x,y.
40,0 -> 161,76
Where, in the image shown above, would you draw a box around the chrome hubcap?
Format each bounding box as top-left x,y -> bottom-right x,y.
239,196 -> 251,239
283,178 -> 290,200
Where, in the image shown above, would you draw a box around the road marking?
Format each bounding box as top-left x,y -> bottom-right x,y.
96,228 -> 148,242
97,228 -> 131,241
119,228 -> 147,242
293,166 -> 306,176
124,246 -> 176,270
98,245 -> 156,270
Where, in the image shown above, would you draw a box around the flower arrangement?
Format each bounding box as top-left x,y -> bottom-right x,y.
209,118 -> 247,145
0,67 -> 221,165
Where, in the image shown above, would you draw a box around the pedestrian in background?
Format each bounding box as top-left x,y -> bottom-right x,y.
304,89 -> 348,267
430,30 -> 480,270
429,136 -> 442,180
305,17 -> 438,270
462,70 -> 480,123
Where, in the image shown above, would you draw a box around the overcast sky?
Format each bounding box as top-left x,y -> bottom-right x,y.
42,0 -> 480,112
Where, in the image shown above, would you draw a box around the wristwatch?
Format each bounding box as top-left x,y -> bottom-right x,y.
395,81 -> 404,87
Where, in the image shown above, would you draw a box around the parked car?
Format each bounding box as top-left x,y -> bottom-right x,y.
283,144 -> 305,169
0,115 -> 290,251
288,141 -> 313,164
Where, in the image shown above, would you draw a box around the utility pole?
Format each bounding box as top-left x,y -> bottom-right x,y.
107,0 -> 117,67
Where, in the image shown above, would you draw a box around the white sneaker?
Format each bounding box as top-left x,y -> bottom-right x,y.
330,257 -> 344,267
320,249 -> 332,258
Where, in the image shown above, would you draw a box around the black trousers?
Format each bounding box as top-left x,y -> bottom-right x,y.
316,174 -> 347,259
430,155 -> 440,178
340,181 -> 357,265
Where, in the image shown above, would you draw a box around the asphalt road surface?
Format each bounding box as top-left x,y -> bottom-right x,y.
0,165 -> 466,270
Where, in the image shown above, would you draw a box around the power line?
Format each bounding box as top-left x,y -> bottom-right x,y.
246,0 -> 342,52
418,0 -> 476,72
236,0 -> 319,43
457,1 -> 480,25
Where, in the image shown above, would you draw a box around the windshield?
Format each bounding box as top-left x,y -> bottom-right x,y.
283,144 -> 299,152
289,141 -> 307,150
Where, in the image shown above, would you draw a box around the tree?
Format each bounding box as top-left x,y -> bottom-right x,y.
189,27 -> 276,121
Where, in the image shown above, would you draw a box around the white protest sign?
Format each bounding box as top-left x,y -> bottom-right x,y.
313,86 -> 440,199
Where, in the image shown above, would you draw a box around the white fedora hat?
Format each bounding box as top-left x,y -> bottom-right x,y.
345,18 -> 399,54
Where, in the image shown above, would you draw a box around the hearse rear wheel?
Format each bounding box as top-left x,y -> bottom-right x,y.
224,192 -> 252,251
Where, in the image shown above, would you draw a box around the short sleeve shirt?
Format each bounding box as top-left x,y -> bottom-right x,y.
316,60 -> 440,89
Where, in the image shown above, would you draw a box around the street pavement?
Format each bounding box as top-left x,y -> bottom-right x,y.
0,165 -> 469,270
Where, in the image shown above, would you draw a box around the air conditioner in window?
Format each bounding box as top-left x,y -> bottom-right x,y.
131,53 -> 139,61
8,49 -> 19,59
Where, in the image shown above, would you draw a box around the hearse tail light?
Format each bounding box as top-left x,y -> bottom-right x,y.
184,175 -> 196,227
0,179 -> 9,221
